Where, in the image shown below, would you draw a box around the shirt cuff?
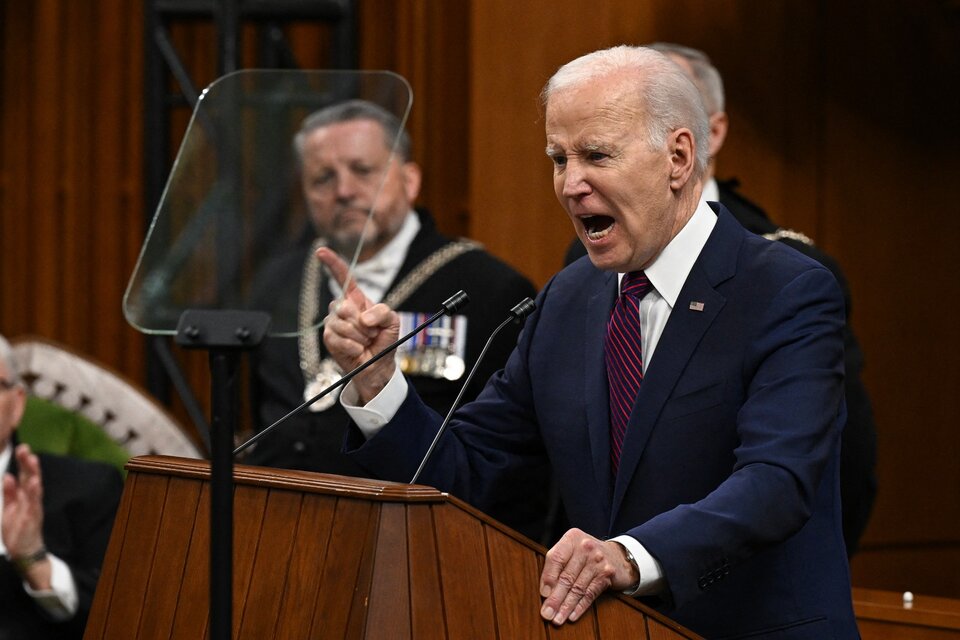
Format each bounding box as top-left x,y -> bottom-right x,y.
610,535 -> 665,597
341,363 -> 409,440
22,552 -> 79,621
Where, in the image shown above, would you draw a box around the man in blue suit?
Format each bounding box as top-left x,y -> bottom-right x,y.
318,46 -> 858,639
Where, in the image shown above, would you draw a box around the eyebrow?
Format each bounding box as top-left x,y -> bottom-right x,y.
545,141 -> 606,156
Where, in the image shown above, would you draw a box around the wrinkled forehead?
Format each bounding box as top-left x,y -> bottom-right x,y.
545,72 -> 646,139
304,119 -> 394,158
547,69 -> 644,115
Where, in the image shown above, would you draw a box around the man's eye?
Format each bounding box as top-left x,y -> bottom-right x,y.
551,155 -> 567,168
313,172 -> 334,187
587,151 -> 608,162
352,164 -> 375,177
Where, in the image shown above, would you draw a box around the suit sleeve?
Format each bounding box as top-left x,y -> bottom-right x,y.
627,266 -> 846,608
345,280 -> 553,537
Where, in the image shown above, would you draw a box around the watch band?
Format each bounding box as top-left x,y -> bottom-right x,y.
11,546 -> 48,573
613,541 -> 642,596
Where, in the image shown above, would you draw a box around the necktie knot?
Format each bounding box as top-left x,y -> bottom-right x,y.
621,271 -> 652,300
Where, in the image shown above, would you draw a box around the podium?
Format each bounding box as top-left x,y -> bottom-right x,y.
84,456 -> 702,639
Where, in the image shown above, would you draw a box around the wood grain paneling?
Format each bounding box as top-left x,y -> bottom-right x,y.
274,492 -> 336,640
367,503 -> 412,640
487,527 -> 548,640
235,490 -> 301,638
819,1 -> 960,596
85,457 -> 698,639
407,504 -> 446,637
0,1 -> 147,381
433,504 -> 499,638
855,587 -> 960,640
137,477 -> 203,638
358,0 -> 471,240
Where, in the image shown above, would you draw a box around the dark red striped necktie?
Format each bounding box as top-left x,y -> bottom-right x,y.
605,271 -> 653,478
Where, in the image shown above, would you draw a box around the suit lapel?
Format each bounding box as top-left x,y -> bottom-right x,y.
585,270 -> 617,513
610,207 -> 741,520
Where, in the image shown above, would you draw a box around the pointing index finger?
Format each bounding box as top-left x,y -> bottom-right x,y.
315,247 -> 352,290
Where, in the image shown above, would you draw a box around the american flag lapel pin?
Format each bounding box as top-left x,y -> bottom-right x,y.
689,301 -> 705,312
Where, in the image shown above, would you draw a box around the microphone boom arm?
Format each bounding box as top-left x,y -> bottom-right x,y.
410,297 -> 535,484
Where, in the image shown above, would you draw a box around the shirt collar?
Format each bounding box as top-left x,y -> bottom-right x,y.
338,210 -> 421,300
636,198 -> 717,308
354,210 -> 420,275
702,177 -> 719,203
0,441 -> 9,474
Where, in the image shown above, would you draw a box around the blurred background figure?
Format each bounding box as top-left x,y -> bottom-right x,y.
1,334 -> 123,640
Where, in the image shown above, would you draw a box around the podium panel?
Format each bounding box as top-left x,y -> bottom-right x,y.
84,456 -> 702,639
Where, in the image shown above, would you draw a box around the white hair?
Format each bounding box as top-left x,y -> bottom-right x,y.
541,45 -> 710,178
293,99 -> 412,166
648,42 -> 725,115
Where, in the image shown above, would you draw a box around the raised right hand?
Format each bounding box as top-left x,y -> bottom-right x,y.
316,247 -> 401,403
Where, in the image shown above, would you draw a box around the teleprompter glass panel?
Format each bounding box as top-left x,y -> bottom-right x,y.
124,70 -> 412,337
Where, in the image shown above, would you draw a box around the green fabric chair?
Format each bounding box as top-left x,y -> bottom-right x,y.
18,396 -> 131,475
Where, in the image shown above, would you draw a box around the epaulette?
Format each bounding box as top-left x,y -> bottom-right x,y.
762,228 -> 815,246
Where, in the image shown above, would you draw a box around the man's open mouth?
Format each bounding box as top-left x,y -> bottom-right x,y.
582,214 -> 615,241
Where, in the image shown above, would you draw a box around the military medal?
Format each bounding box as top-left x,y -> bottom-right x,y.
299,239 -> 481,413
442,354 -> 466,381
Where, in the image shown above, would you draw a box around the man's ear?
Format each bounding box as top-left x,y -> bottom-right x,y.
401,161 -> 423,203
708,111 -> 728,159
10,385 -> 27,431
668,128 -> 697,191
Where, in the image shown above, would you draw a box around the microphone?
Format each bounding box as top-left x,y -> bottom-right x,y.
234,289 -> 470,457
409,297 -> 536,484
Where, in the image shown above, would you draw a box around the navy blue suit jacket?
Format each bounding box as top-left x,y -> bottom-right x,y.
347,205 -> 859,639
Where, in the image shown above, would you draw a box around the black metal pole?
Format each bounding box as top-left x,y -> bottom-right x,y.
176,309 -> 270,640
209,348 -> 239,640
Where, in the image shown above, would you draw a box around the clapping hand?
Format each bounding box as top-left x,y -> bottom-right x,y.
2,443 -> 52,589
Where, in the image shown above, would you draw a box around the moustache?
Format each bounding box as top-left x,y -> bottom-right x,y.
332,204 -> 375,221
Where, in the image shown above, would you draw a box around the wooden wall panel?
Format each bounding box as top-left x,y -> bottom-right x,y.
0,1 -> 146,379
469,0 -> 614,286
822,1 -> 960,597
358,0 -> 471,239
0,1 -> 34,326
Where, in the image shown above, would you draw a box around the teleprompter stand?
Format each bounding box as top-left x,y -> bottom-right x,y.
174,309 -> 270,640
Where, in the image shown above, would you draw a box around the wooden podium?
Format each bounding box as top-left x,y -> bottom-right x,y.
84,455 -> 701,639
